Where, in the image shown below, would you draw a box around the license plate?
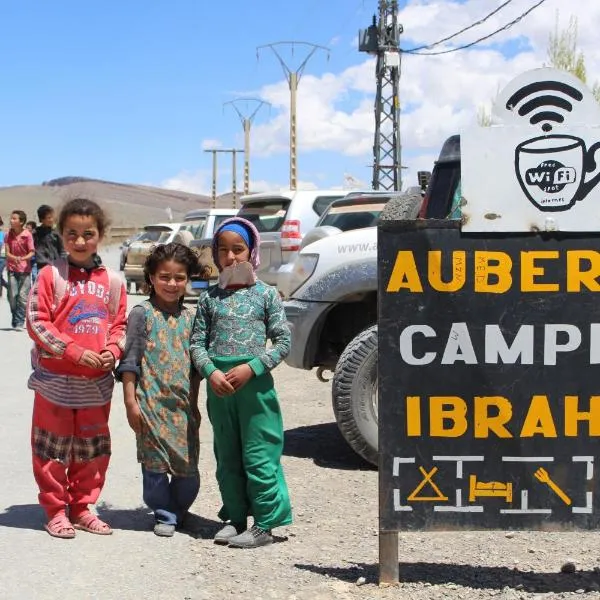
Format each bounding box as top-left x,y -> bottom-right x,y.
191,281 -> 209,289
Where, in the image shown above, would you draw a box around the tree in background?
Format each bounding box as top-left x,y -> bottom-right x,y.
477,12 -> 599,126
546,14 -> 600,103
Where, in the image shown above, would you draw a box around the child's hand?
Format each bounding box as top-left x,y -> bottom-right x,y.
99,350 -> 116,371
209,370 -> 235,397
78,350 -> 104,369
225,364 -> 254,391
125,403 -> 143,435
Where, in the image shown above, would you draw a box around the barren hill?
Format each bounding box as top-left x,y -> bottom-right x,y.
0,177 -> 241,229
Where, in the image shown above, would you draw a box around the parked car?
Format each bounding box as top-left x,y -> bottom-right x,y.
282,143 -> 456,464
124,222 -> 198,293
278,191 -> 403,299
176,209 -> 238,297
235,189 -> 346,294
183,207 -> 237,232
119,231 -> 143,271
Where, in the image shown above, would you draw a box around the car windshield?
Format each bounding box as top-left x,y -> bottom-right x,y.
317,202 -> 387,231
138,229 -> 170,242
180,219 -> 206,239
237,199 -> 290,232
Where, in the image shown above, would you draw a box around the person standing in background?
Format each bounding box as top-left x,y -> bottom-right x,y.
33,205 -> 64,272
26,221 -> 38,281
0,216 -> 7,297
6,210 -> 34,330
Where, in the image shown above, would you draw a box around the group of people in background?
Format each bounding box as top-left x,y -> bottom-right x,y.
0,205 -> 64,329
13,197 -> 291,548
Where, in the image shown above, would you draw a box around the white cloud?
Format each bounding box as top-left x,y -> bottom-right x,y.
246,0 -> 600,187
160,170 -> 211,195
201,139 -> 223,150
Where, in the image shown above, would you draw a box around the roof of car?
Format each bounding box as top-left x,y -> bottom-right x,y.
144,222 -> 182,230
240,189 -> 344,203
183,208 -> 237,219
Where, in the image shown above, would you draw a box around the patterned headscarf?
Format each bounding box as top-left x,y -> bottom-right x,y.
212,217 -> 261,272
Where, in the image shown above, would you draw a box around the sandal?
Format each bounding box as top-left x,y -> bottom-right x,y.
72,511 -> 113,536
44,514 -> 76,539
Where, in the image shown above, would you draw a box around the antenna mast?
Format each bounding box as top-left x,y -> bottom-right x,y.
360,1 -> 402,191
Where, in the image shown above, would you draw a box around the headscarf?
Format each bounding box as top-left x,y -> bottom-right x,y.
212,217 -> 261,272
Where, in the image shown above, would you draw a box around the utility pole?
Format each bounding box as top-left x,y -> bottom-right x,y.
257,42 -> 329,190
359,1 -> 402,191
203,148 -> 244,209
223,98 -> 271,195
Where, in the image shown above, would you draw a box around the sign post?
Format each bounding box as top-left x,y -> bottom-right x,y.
377,68 -> 600,585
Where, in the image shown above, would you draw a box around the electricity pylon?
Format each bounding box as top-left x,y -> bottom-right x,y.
223,98 -> 271,195
257,41 -> 329,190
203,148 -> 244,209
359,1 -> 402,191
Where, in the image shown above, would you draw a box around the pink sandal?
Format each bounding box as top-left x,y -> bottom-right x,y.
72,511 -> 113,536
44,514 -> 76,539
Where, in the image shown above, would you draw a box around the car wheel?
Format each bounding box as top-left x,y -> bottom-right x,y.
379,190 -> 423,221
332,325 -> 378,466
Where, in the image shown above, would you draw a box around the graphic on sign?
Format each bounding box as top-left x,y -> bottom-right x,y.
533,467 -> 571,505
462,68 -> 600,231
391,455 -> 593,516
379,223 -> 600,531
407,466 -> 448,502
506,80 -> 584,132
468,475 -> 513,503
515,134 -> 600,212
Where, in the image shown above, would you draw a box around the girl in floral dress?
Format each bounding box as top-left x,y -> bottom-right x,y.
118,243 -> 200,537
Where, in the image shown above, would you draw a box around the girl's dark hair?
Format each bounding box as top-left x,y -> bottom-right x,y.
144,242 -> 199,295
12,210 -> 26,225
58,198 -> 109,236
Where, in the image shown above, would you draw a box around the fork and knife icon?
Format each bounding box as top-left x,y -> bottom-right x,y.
533,467 -> 572,506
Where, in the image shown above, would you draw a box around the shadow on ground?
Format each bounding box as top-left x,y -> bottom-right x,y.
295,561 -> 600,593
284,422 -> 375,471
96,502 -> 222,539
0,504 -> 45,531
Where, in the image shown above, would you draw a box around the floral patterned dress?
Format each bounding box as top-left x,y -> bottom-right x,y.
122,300 -> 200,477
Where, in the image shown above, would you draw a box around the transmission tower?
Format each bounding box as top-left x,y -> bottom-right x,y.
203,148 -> 244,209
257,42 -> 329,190
359,1 -> 402,191
223,98 -> 271,195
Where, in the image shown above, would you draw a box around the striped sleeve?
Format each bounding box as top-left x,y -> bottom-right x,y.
26,266 -> 85,363
104,279 -> 128,361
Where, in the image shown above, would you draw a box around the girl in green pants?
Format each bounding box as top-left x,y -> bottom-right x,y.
190,217 -> 292,548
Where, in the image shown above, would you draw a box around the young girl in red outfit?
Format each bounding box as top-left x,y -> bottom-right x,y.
26,198 -> 127,538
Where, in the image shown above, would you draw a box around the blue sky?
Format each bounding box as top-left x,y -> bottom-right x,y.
0,0 -> 596,193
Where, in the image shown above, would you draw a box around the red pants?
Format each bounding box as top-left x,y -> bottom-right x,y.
31,393 -> 111,519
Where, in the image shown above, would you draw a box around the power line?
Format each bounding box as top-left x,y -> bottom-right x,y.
404,0 -> 515,53
402,0 -> 547,56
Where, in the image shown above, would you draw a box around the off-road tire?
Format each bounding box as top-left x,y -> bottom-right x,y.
379,190 -> 423,221
332,325 -> 378,465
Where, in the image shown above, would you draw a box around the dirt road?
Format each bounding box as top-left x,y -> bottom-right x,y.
1,246 -> 599,599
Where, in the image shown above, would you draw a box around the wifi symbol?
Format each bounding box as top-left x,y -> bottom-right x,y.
506,81 -> 583,132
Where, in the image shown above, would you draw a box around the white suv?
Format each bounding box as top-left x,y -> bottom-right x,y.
236,189 -> 345,293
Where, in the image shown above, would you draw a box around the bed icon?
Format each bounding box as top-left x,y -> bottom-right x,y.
469,475 -> 513,503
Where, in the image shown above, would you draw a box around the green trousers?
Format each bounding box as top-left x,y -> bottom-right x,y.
207,356 -> 292,530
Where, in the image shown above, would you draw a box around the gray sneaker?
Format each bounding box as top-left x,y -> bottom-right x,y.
214,522 -> 245,545
228,525 -> 273,549
154,522 -> 175,537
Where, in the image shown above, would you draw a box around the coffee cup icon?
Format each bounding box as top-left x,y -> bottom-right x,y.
515,134 -> 600,211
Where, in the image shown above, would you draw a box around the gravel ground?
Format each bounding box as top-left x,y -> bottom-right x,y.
1,245 -> 600,599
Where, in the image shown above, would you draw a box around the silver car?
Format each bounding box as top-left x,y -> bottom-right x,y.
236,189 -> 345,294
